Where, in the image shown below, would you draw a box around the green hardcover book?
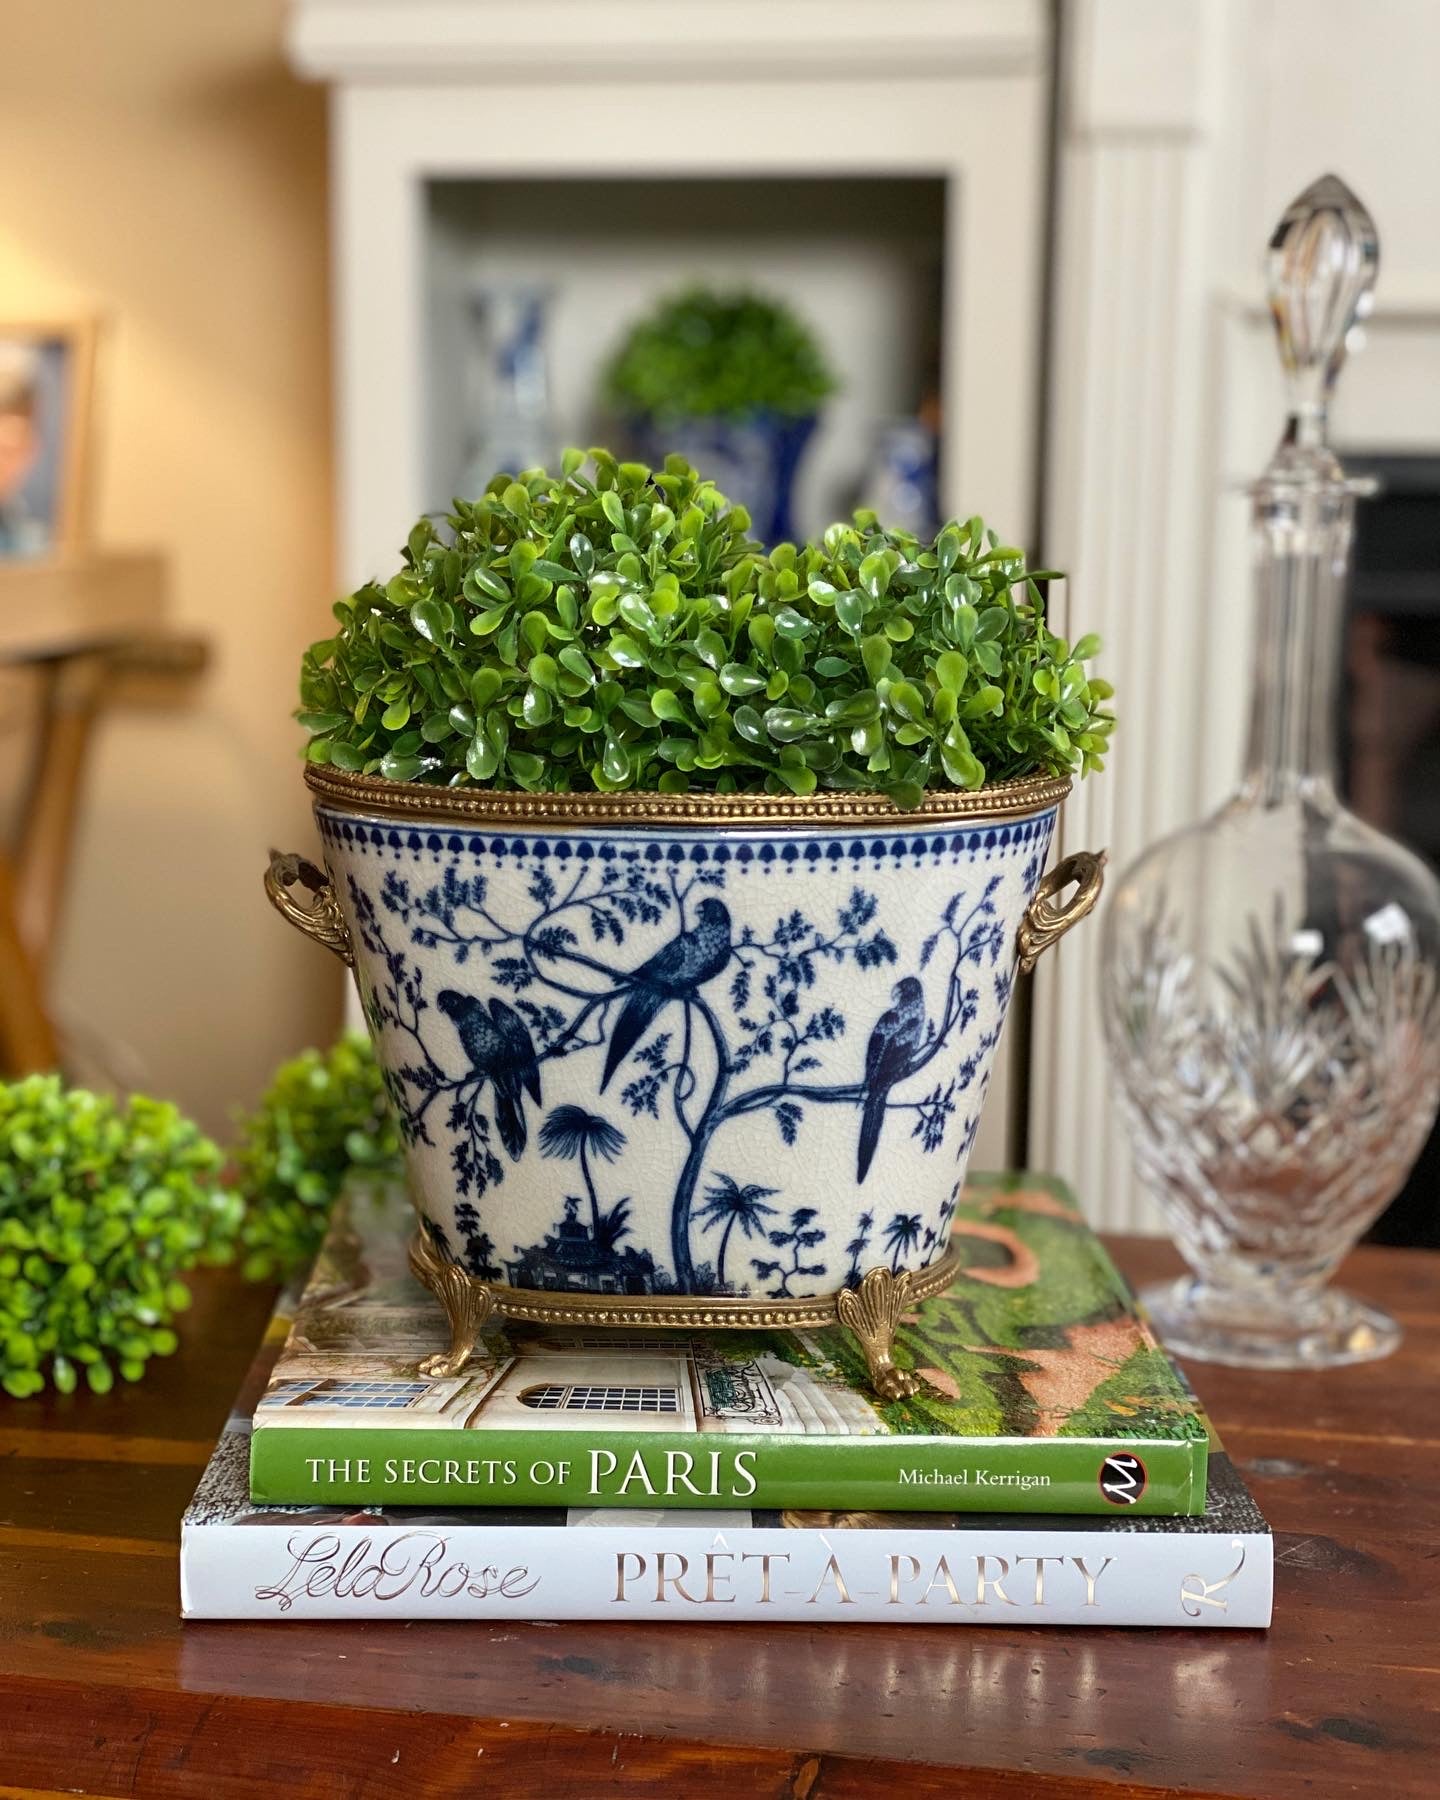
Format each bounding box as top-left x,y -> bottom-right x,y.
249,1174 -> 1208,1515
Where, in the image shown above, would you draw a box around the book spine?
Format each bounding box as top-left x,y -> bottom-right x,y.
249,1429 -> 1205,1516
181,1516 -> 1271,1626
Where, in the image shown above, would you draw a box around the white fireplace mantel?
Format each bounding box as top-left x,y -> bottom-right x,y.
289,0 -> 1046,83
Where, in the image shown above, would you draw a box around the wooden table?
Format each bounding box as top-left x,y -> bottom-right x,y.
1,1235 -> 1436,1799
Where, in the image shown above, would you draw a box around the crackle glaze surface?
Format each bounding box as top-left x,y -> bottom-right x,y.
318,805 -> 1056,1300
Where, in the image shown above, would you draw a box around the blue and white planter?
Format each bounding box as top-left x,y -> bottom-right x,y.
267,772 -> 1102,1389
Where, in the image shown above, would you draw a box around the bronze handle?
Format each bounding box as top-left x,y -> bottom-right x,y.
1016,849 -> 1107,975
264,849 -> 353,966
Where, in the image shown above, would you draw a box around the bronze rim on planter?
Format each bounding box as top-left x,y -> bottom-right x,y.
267,767 -> 1105,1398
299,762 -> 1075,827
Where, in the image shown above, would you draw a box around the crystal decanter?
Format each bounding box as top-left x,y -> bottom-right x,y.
1101,175 -> 1440,1368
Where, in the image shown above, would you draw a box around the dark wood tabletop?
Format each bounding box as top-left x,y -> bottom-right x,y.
1,1234 -> 1436,1800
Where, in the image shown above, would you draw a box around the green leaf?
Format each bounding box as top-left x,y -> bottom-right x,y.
557,645 -> 594,687
859,552 -> 892,600
521,685 -> 553,727
380,698 -> 410,731
619,593 -> 658,637
861,636 -> 891,683
465,565 -> 511,605
888,681 -> 928,724
733,705 -> 766,745
650,688 -> 687,723
719,663 -> 767,696
835,590 -> 866,635
607,634 -> 646,670
763,707 -> 813,743
601,736 -> 630,783
470,667 -> 503,710
408,597 -> 448,646
466,734 -> 499,781
774,762 -> 817,795
508,750 -> 545,786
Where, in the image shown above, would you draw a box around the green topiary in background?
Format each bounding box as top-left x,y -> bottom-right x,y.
0,1078 -> 241,1398
231,1031 -> 402,1282
605,288 -> 836,422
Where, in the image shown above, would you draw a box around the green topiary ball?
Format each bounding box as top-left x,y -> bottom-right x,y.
605,288 -> 837,421
232,1032 -> 403,1282
0,1077 -> 241,1398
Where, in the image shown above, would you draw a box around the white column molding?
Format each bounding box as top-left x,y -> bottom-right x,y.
1032,0 -> 1234,1230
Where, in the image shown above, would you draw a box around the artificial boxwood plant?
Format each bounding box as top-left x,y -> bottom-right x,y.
0,1078 -> 241,1398
605,288 -> 836,422
232,1032 -> 403,1281
297,450 -> 1112,811
0,1037 -> 404,1398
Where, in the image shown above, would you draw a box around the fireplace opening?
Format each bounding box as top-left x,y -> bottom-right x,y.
1343,453 -> 1440,1246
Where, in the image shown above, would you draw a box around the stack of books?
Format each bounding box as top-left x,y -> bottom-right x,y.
181,1176 -> 1272,1627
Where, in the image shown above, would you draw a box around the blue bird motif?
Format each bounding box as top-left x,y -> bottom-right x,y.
856,975 -> 926,1183
600,897 -> 733,1091
438,990 -> 542,1160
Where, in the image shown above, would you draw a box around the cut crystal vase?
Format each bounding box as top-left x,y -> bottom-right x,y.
1101,175 -> 1440,1368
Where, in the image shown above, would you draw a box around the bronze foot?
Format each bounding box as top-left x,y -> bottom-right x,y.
836,1266 -> 921,1400
409,1231 -> 496,1378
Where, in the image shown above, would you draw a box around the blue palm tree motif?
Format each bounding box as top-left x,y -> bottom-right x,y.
354,838 -> 1036,1292
882,1211 -> 924,1273
697,1174 -> 780,1288
537,1105 -> 628,1249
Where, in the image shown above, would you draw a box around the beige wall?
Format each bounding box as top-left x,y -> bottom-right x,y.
0,0 -> 341,1130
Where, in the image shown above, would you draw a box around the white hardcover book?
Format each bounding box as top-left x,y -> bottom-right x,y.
181,1425 -> 1272,1627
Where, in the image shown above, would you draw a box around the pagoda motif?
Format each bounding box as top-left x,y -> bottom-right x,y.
505,1196 -> 661,1296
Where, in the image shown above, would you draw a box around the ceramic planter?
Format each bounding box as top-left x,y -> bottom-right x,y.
268,768 -> 1103,1395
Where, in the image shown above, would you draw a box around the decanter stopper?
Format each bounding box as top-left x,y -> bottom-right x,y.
1266,173 -> 1379,458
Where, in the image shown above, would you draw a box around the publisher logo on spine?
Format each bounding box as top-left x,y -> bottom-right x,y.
1097,1452 -> 1147,1506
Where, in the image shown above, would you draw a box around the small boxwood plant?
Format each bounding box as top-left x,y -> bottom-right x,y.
605,288 -> 836,422
232,1032 -> 403,1282
0,1038 -> 405,1398
297,450 -> 1113,811
0,1078 -> 241,1398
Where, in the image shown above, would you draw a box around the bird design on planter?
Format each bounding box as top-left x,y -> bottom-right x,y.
342,842 -> 1030,1296
599,897 -> 733,1091
856,975 -> 927,1183
436,991 -> 542,1160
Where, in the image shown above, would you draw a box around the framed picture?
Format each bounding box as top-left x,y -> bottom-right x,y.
0,319 -> 96,560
